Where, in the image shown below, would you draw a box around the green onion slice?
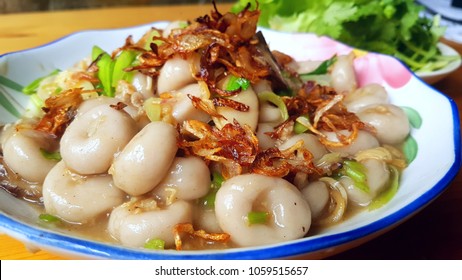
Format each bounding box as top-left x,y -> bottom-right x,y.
369,165 -> 400,210
294,115 -> 311,134
144,238 -> 165,250
200,189 -> 218,209
38,213 -> 61,223
211,171 -> 224,188
40,148 -> 62,161
294,115 -> 318,134
247,211 -> 269,225
258,91 -> 289,121
300,55 -> 337,76
199,172 -> 225,209
144,29 -> 164,50
340,160 -> 370,193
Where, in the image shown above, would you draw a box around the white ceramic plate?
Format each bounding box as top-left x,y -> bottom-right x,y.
0,23 -> 460,259
415,42 -> 462,84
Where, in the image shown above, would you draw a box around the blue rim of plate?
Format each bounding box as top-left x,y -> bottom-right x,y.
0,24 -> 461,260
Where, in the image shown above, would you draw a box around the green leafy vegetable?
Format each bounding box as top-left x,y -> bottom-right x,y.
232,0 -> 457,72
247,211 -> 269,225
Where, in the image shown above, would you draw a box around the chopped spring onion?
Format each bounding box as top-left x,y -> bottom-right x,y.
293,122 -> 308,134
144,238 -> 165,250
225,75 -> 250,91
200,189 -> 218,209
143,97 -> 162,122
144,29 -> 164,50
247,211 -> 269,225
258,91 -> 289,121
300,55 -> 337,76
39,148 -> 62,161
293,114 -> 318,134
369,165 -> 399,210
199,171 -> 224,209
211,171 -> 224,188
38,213 -> 61,223
294,115 -> 310,134
340,160 -> 369,193
22,69 -> 60,95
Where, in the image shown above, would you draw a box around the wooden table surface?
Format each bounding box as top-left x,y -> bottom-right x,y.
0,3 -> 461,260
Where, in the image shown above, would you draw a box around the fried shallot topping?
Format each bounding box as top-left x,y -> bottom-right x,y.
173,223 -> 230,251
178,119 -> 258,179
250,140 -> 322,178
34,88 -> 85,138
279,82 -> 374,147
139,6 -> 373,181
132,4 -> 270,98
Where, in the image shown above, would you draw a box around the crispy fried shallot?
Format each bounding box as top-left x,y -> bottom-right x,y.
173,223 -> 230,251
283,82 -> 373,147
250,140 -> 322,178
178,119 -> 258,178
34,88 -> 85,138
131,3 -> 271,98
